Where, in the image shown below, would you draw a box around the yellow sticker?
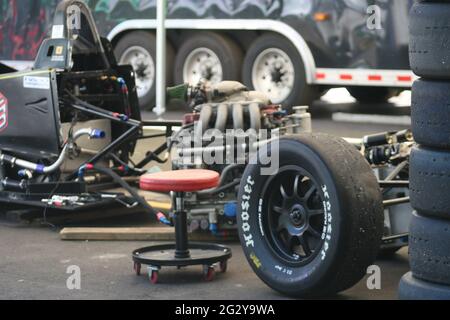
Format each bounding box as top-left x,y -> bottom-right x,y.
250,252 -> 262,269
55,46 -> 64,55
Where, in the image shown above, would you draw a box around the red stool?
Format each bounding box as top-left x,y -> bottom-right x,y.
132,169 -> 232,283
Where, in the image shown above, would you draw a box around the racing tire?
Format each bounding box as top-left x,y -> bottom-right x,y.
174,32 -> 243,86
412,79 -> 450,149
242,33 -> 318,109
346,87 -> 401,104
409,1 -> 450,79
114,31 -> 175,110
410,146 -> 450,219
409,211 -> 450,286
399,272 -> 450,300
237,133 -> 384,298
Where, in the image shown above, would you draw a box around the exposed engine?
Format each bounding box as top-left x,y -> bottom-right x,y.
170,81 -> 312,237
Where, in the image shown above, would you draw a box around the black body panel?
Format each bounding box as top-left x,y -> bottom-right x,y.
0,69 -> 61,159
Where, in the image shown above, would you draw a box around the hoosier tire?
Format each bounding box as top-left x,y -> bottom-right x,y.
409,212 -> 450,286
409,2 -> 450,79
410,146 -> 450,219
237,133 -> 384,298
411,79 -> 450,148
399,272 -> 450,300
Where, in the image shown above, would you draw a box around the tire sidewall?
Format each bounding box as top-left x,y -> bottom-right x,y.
237,139 -> 344,296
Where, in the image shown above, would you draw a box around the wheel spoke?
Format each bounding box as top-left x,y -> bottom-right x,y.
298,235 -> 312,256
307,226 -> 322,239
287,234 -> 297,252
280,184 -> 289,200
273,206 -> 284,214
303,184 -> 317,201
309,209 -> 324,217
293,175 -> 300,196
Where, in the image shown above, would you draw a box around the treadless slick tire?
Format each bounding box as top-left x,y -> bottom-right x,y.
409,2 -> 450,79
399,272 -> 450,300
409,211 -> 450,286
410,146 -> 450,219
412,79 -> 450,148
237,133 -> 384,298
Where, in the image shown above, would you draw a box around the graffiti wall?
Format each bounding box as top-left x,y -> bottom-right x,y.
0,0 -> 59,60
0,0 -> 284,61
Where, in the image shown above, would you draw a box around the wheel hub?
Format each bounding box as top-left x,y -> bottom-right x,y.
183,47 -> 223,85
252,48 -> 295,104
289,205 -> 306,227
263,166 -> 326,265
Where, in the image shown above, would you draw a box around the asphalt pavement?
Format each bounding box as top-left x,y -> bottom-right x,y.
0,89 -> 412,300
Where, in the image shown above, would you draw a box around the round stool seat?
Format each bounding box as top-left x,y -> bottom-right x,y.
140,169 -> 220,192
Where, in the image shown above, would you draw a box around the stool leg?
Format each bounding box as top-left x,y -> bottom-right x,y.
174,210 -> 190,259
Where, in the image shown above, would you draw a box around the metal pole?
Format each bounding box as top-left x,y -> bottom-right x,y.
154,0 -> 166,116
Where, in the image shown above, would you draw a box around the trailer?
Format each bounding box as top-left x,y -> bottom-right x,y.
1,0 -> 415,110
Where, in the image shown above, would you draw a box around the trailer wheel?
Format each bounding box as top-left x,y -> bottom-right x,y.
242,34 -> 317,109
409,211 -> 450,286
399,272 -> 450,300
410,146 -> 450,219
237,133 -> 383,298
409,1 -> 450,79
347,87 -> 401,104
114,31 -> 174,110
174,32 -> 243,86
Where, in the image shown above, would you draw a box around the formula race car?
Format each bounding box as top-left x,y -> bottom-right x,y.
0,0 -> 412,298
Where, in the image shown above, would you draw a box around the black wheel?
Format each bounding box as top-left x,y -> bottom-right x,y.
242,33 -> 318,109
399,272 -> 450,300
149,270 -> 159,284
412,79 -> 450,149
409,211 -> 450,286
203,265 -> 215,282
347,87 -> 401,104
237,133 -> 384,298
219,260 -> 228,273
133,262 -> 141,276
409,1 -> 450,79
410,146 -> 450,219
114,31 -> 175,110
174,32 -> 243,86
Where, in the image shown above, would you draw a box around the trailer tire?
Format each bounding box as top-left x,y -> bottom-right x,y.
237,133 -> 383,298
409,2 -> 450,79
412,79 -> 450,148
174,32 -> 243,86
242,34 -> 317,109
347,87 -> 401,104
114,31 -> 174,110
410,146 -> 450,219
409,211 -> 450,286
399,272 -> 450,300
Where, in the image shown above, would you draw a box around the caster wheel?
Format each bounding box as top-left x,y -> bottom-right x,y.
149,270 -> 159,284
219,260 -> 228,273
133,262 -> 141,276
203,266 -> 215,282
